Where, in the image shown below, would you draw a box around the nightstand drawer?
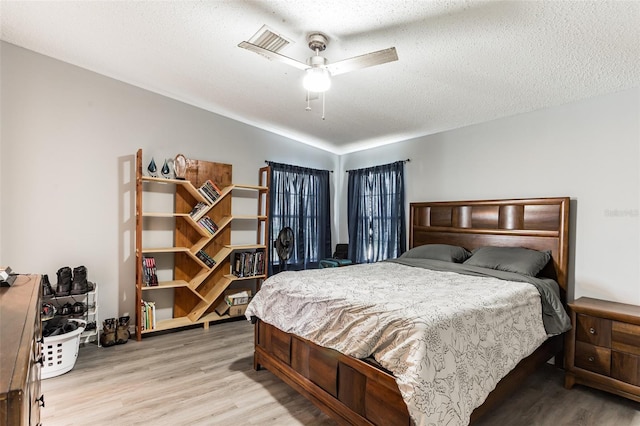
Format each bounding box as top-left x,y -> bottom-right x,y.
612,321 -> 640,356
576,314 -> 611,346
612,351 -> 640,386
575,341 -> 610,375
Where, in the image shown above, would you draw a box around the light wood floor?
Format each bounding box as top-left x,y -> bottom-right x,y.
42,320 -> 640,426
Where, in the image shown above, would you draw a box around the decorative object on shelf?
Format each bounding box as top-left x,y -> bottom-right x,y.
174,153 -> 187,180
161,158 -> 172,179
147,157 -> 158,177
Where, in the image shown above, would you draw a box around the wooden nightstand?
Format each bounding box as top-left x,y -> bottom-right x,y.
565,297 -> 640,402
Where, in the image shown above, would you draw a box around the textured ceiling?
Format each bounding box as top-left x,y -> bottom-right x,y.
2,0 -> 639,154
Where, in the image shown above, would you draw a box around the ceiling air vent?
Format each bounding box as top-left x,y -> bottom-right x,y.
249,25 -> 294,52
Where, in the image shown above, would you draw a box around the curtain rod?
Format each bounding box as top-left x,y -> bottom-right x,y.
264,160 -> 333,173
345,158 -> 410,173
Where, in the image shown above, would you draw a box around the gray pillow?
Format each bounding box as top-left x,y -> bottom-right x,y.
400,244 -> 471,263
463,246 -> 551,276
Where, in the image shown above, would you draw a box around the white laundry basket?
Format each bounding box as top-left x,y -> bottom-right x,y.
41,319 -> 86,379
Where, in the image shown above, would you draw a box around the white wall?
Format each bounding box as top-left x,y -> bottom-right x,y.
340,87 -> 640,305
3,41 -> 638,318
0,42 -> 338,319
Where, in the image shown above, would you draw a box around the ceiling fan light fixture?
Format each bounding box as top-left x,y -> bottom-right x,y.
303,67 -> 331,92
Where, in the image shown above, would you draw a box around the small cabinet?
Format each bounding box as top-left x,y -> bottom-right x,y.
565,297 -> 640,403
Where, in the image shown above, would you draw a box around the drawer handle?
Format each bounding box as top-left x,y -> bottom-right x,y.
36,394 -> 45,407
588,356 -> 595,362
589,327 -> 596,334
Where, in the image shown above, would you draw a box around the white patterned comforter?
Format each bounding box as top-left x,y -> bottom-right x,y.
245,262 -> 550,426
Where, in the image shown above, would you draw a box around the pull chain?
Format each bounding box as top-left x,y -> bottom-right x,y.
322,91 -> 326,120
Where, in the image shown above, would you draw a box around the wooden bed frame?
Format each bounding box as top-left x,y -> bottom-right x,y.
253,197 -> 570,425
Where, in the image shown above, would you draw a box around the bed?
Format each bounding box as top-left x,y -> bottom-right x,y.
246,197 -> 570,425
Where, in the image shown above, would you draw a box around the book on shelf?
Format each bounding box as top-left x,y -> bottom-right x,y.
198,180 -> 222,204
196,250 -> 216,268
232,251 -> 265,278
189,201 -> 209,221
142,256 -> 158,286
140,300 -> 156,331
197,216 -> 219,235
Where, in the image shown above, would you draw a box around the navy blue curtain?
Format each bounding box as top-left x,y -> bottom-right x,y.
347,161 -> 405,263
267,162 -> 332,274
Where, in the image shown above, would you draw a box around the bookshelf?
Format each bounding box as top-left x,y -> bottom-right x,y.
134,149 -> 269,340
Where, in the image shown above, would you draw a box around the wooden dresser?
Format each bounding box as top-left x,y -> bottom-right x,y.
565,297 -> 640,402
0,275 -> 43,426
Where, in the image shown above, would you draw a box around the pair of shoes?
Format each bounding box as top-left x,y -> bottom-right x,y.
55,265 -> 90,296
42,274 -> 54,297
101,318 -> 117,347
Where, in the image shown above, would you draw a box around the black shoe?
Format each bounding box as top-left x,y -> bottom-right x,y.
42,274 -> 54,297
58,302 -> 73,316
71,265 -> 88,295
72,301 -> 86,315
56,267 -> 72,296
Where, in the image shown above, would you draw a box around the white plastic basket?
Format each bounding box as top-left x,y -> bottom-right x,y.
41,319 -> 86,379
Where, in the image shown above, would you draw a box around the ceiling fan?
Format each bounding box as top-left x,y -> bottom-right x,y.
238,29 -> 398,118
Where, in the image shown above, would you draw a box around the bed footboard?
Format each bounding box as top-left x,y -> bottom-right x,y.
254,319 -> 563,425
254,319 -> 410,425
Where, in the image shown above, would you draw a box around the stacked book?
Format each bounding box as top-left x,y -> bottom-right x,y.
198,180 -> 222,204
197,216 -> 219,235
232,251 -> 265,278
196,250 -> 216,268
140,300 -> 156,331
189,201 -> 209,221
142,256 -> 158,286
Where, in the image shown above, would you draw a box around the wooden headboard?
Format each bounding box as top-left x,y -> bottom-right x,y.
410,197 -> 570,294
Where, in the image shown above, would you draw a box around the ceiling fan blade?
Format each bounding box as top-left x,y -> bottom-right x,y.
238,41 -> 309,71
326,47 -> 398,76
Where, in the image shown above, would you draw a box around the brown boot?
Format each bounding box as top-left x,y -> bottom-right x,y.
116,316 -> 130,344
100,318 -> 116,347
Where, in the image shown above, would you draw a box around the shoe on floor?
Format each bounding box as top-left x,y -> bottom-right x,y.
116,316 -> 130,344
100,318 -> 116,347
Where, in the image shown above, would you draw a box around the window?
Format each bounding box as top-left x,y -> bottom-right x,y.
347,161 -> 406,263
268,162 -> 331,274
